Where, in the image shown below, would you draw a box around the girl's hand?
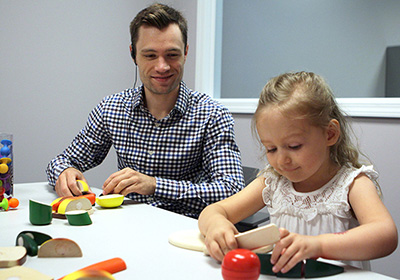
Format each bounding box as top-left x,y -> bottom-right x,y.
204,220 -> 239,262
270,228 -> 322,274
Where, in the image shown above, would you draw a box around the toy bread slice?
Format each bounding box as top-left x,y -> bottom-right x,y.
38,238 -> 82,258
0,246 -> 27,268
0,265 -> 53,280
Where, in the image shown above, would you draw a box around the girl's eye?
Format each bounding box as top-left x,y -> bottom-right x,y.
266,148 -> 277,153
289,144 -> 302,150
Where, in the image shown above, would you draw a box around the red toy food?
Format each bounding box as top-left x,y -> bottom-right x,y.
222,249 -> 261,280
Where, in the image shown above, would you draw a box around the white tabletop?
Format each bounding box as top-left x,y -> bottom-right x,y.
0,183 -> 396,279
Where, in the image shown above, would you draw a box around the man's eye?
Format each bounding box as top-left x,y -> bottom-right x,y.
167,53 -> 180,58
266,148 -> 277,153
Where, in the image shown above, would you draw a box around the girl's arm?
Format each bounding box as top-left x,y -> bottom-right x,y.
271,174 -> 398,274
198,176 -> 266,261
319,174 -> 398,259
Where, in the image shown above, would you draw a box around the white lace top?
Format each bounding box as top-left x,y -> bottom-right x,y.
262,165 -> 379,270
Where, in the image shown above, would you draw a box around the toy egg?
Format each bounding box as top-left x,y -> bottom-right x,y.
96,194 -> 124,208
222,249 -> 261,280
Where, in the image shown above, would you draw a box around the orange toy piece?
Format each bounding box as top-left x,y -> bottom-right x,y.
58,257 -> 127,280
8,197 -> 19,208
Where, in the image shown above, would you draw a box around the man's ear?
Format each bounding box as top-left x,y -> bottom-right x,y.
184,44 -> 189,59
327,119 -> 340,146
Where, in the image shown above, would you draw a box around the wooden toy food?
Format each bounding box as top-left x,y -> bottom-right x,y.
168,223 -> 280,255
0,246 -> 27,268
96,194 -> 124,208
38,238 -> 82,258
51,197 -> 92,214
222,249 -> 260,280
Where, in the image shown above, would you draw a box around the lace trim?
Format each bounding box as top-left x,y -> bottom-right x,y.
262,165 -> 378,222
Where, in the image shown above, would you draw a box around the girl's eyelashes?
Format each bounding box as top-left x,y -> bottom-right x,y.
266,147 -> 277,153
289,144 -> 302,150
265,144 -> 302,153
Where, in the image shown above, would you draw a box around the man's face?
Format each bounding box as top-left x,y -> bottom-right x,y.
135,23 -> 188,97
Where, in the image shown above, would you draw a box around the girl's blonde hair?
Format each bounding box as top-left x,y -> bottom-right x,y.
252,71 -> 365,169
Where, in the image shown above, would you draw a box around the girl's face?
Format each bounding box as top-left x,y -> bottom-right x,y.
256,107 -> 339,192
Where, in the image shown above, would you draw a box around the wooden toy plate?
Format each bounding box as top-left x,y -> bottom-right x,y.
168,229 -> 206,252
168,224 -> 280,254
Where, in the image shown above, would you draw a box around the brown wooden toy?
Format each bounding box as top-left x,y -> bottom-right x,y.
38,238 -> 83,258
51,196 -> 93,219
0,246 -> 27,268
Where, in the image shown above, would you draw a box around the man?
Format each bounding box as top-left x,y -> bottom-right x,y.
46,3 -> 244,218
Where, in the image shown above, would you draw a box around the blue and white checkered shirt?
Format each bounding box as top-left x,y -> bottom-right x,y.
46,82 -> 244,218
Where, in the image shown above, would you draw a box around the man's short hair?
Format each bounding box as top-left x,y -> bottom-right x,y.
129,3 -> 188,60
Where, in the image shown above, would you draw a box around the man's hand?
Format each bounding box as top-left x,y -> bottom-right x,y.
102,168 -> 156,196
55,167 -> 89,197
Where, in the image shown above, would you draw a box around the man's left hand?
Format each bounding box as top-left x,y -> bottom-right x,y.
102,168 -> 156,196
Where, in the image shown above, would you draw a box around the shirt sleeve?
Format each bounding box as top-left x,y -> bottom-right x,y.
152,106 -> 244,218
45,100 -> 112,186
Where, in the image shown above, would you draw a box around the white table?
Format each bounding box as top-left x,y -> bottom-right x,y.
0,183 -> 396,279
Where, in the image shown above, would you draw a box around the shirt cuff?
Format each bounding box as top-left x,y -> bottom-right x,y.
154,177 -> 182,201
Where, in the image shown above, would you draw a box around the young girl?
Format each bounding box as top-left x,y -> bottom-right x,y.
198,72 -> 397,274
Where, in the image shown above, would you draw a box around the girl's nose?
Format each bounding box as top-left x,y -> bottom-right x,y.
278,151 -> 291,166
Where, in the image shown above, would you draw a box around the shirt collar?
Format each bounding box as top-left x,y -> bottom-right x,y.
174,81 -> 190,116
132,85 -> 145,109
132,82 -> 190,116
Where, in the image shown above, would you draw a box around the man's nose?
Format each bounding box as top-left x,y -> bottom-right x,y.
155,57 -> 170,72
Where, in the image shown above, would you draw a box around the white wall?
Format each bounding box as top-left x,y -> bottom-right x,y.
234,113 -> 400,279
